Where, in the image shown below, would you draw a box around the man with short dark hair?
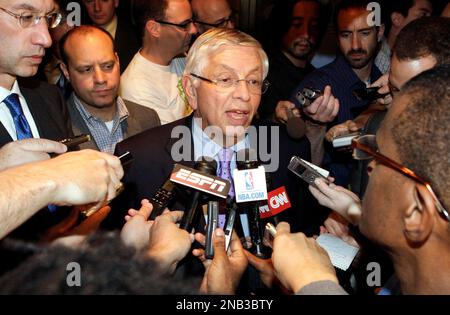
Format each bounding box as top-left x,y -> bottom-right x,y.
272,64 -> 450,295
291,0 -> 385,185
60,25 -> 160,153
375,0 -> 433,73
120,0 -> 197,124
191,0 -> 235,34
258,0 -> 326,121
0,0 -> 79,242
82,0 -> 140,73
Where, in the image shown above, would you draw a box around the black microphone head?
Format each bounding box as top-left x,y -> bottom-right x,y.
286,115 -> 307,139
236,148 -> 259,170
195,156 -> 217,175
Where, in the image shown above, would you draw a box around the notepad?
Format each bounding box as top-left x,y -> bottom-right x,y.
316,234 -> 360,271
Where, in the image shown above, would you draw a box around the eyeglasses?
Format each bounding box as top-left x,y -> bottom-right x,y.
352,134 -> 449,221
155,19 -> 194,31
0,7 -> 62,29
190,73 -> 270,95
194,12 -> 236,28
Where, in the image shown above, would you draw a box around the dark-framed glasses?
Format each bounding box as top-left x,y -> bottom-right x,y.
155,19 -> 194,31
352,134 -> 449,221
190,73 -> 270,95
194,12 -> 236,28
0,7 -> 62,29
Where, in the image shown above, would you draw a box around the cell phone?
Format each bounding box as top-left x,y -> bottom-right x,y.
295,87 -> 322,108
60,134 -> 91,148
148,180 -> 177,220
352,87 -> 385,101
288,156 -> 329,188
205,201 -> 219,259
224,202 -> 238,251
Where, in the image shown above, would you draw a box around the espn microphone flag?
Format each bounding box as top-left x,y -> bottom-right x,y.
259,186 -> 292,219
170,164 -> 231,198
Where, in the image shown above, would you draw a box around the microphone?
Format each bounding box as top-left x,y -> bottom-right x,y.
259,185 -> 292,222
286,108 -> 307,139
148,179 -> 178,220
171,158 -> 230,232
234,149 -> 270,258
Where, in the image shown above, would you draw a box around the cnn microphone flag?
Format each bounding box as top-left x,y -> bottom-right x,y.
259,186 -> 292,219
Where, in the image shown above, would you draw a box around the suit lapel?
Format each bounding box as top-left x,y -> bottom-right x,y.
20,86 -> 49,138
0,123 -> 13,147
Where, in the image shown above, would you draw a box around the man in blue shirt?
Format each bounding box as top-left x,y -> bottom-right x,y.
290,0 -> 384,185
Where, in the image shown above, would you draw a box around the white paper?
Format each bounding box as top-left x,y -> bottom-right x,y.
316,234 -> 359,271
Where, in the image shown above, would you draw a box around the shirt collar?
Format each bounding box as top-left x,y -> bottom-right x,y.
0,80 -> 26,105
102,15 -> 118,39
71,93 -> 128,123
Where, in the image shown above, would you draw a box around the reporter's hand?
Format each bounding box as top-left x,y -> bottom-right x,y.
121,199 -> 154,250
325,120 -> 360,142
274,100 -> 300,123
147,210 -> 194,274
322,212 -> 359,247
43,150 -> 124,210
309,178 -> 362,225
199,229 -> 248,295
303,85 -> 339,123
272,222 -> 338,293
245,250 -> 286,290
0,138 -> 67,171
369,74 -> 392,106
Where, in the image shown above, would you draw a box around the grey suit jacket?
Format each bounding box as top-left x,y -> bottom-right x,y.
66,94 -> 160,151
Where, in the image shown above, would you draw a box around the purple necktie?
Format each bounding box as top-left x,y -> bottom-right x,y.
218,147 -> 235,198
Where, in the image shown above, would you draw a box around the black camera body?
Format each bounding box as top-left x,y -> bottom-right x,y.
295,87 -> 322,107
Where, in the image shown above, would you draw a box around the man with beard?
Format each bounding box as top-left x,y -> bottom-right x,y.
119,0 -> 197,124
271,65 -> 450,295
258,0 -> 329,121
291,0 -> 384,185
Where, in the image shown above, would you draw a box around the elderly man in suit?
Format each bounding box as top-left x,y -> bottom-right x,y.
111,28 -> 325,238
60,25 -> 160,154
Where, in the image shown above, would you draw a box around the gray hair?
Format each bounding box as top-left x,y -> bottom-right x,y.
184,28 -> 269,79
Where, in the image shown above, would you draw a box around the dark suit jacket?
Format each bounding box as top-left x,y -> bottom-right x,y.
66,94 -> 160,151
0,78 -> 73,147
115,17 -> 140,73
107,115 -> 327,235
0,78 -> 74,243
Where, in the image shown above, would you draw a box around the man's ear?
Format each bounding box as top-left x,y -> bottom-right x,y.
391,12 -> 404,29
114,0 -> 119,8
60,63 -> 70,81
183,75 -> 198,110
403,184 -> 435,244
145,20 -> 161,38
